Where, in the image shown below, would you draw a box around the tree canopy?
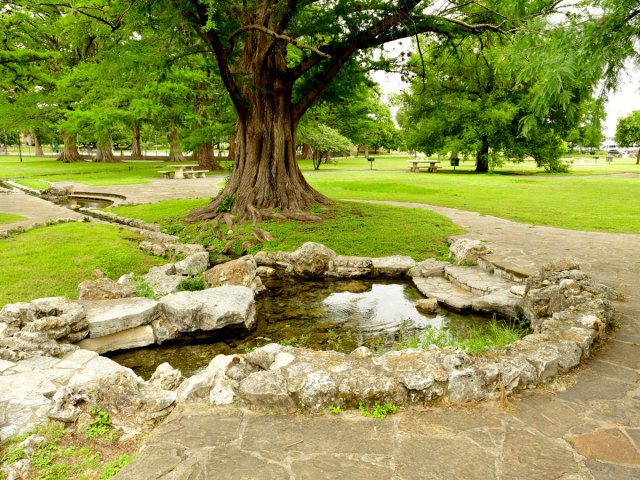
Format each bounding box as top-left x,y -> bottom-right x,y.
615,111 -> 640,164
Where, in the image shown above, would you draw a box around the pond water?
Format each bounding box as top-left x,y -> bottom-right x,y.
108,279 -> 499,379
52,196 -> 113,209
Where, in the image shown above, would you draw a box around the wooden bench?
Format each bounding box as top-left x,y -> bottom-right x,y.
183,169 -> 209,179
158,170 -> 174,179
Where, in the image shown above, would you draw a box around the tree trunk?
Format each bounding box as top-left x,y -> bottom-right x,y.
301,143 -> 312,160
636,150 -> 639,165
364,145 -> 369,159
476,136 -> 489,173
56,132 -> 84,163
130,122 -> 143,159
168,128 -> 186,162
227,134 -> 236,161
192,142 -> 222,170
94,140 -> 119,162
32,130 -> 44,157
190,96 -> 328,221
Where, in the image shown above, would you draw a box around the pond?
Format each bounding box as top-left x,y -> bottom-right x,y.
52,196 -> 113,209
107,279 -> 508,379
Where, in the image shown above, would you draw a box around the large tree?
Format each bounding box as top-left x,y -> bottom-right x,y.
615,111 -> 640,164
169,0 -> 554,220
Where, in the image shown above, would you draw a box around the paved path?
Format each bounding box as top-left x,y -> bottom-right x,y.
117,199 -> 640,479
0,178 -> 224,233
0,189 -> 85,233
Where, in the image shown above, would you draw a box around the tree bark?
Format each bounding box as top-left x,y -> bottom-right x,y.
192,142 -> 222,170
56,132 -> 84,163
168,128 -> 186,162
130,122 -> 143,159
32,130 -> 44,157
227,134 -> 235,161
476,135 -> 490,173
190,90 -> 328,221
636,149 -> 639,165
301,143 -> 312,160
94,140 -> 120,162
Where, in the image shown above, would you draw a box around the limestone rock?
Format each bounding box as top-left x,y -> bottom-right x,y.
371,256 -> 416,277
81,297 -> 160,338
416,298 -> 439,314
77,277 -> 136,300
155,286 -> 255,343
326,256 -> 373,278
149,363 -> 184,391
472,290 -> 521,319
143,264 -> 182,297
287,242 -> 336,278
407,259 -> 448,278
449,238 -> 492,264
77,325 -> 155,354
238,369 -> 295,410
202,255 -> 262,294
174,252 -> 209,276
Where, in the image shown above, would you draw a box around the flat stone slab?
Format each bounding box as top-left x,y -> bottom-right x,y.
412,276 -> 476,311
81,297 -> 160,338
444,265 -> 515,295
77,325 -> 155,354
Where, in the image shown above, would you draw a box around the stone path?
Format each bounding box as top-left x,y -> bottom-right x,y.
117,199 -> 640,480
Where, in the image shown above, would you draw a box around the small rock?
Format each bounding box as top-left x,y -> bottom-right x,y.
416,298 -> 439,314
449,238 -> 492,264
149,363 -> 184,391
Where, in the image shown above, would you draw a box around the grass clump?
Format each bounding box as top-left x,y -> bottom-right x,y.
0,212 -> 26,225
178,275 -> 205,291
0,222 -> 165,306
0,411 -> 136,480
111,199 -> 461,261
359,402 -> 398,419
395,316 -> 529,354
329,405 -> 342,415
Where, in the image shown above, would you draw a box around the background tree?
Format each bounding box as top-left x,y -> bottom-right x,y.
615,111 -> 640,164
298,123 -> 353,170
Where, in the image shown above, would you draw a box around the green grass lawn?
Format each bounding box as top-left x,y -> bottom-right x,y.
0,222 -> 165,306
0,212 -> 26,224
306,171 -> 640,233
0,155 -> 225,189
299,152 -> 640,175
111,199 -> 462,260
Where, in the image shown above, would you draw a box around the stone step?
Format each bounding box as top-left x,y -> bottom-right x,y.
477,255 -> 532,283
444,265 -> 516,296
412,276 -> 477,311
413,274 -> 522,319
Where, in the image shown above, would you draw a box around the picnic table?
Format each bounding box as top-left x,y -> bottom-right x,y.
166,164 -> 198,179
407,159 -> 440,173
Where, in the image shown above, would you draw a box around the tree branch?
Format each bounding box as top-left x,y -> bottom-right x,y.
227,24 -> 330,58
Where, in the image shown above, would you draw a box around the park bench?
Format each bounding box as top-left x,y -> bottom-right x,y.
183,169 -> 209,179
158,170 -> 175,179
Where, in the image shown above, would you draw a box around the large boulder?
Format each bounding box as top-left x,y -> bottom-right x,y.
77,277 -> 136,300
154,286 -> 256,343
80,297 -> 160,338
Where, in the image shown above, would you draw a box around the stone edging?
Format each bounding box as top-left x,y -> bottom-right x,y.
0,240 -> 615,440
